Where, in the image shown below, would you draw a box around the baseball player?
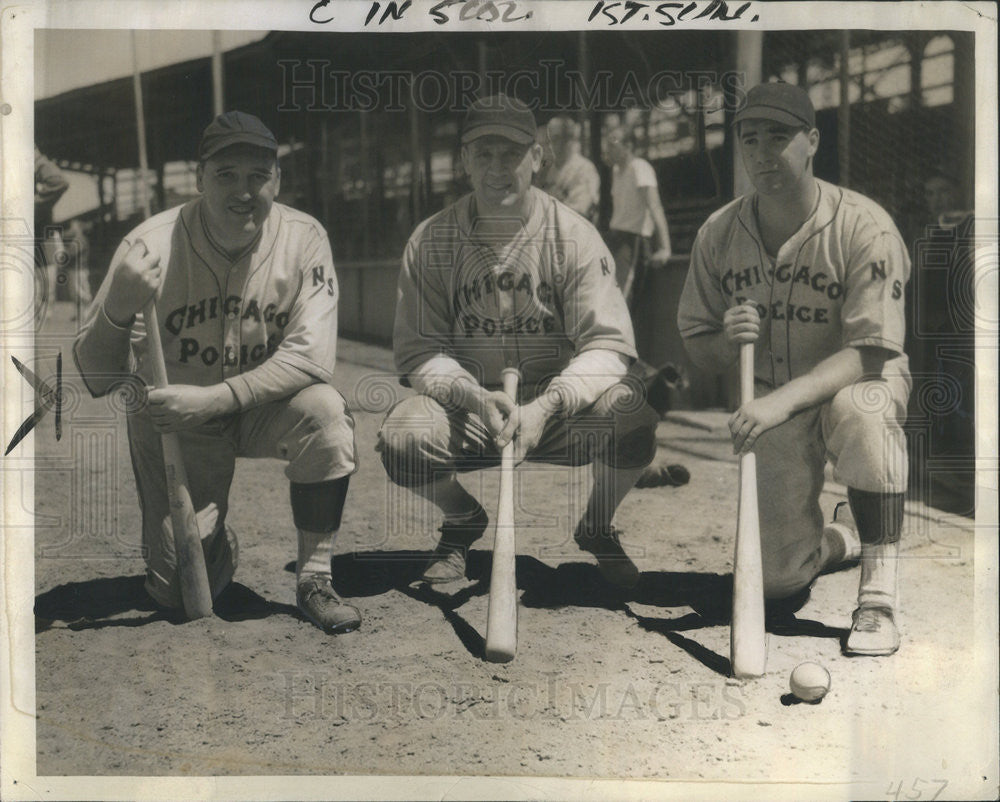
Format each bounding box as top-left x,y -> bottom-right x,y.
378,94 -> 659,589
678,82 -> 910,655
34,145 -> 70,320
74,111 -> 360,634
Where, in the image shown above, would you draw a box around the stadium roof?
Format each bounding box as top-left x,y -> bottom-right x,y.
34,29 -> 728,172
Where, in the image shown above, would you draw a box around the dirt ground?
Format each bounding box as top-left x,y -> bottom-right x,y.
19,302 -> 997,800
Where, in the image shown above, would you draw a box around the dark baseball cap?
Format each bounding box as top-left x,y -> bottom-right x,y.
199,111 -> 278,161
461,94 -> 537,146
734,82 -> 816,129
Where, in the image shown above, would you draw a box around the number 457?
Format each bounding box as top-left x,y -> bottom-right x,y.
886,779 -> 949,801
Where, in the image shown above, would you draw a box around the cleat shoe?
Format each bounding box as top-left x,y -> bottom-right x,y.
845,605 -> 900,656
296,574 -> 361,634
574,525 -> 640,589
635,462 -> 691,489
420,508 -> 488,584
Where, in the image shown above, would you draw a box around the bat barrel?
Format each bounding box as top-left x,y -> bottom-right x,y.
144,300 -> 213,621
731,342 -> 766,678
485,367 -> 521,662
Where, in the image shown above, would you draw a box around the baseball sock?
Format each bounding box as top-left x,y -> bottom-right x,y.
857,541 -> 899,610
848,488 -> 903,610
290,477 -> 350,583
296,528 -> 336,583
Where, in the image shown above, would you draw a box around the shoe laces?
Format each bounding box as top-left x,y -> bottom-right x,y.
299,576 -> 341,604
854,607 -> 889,632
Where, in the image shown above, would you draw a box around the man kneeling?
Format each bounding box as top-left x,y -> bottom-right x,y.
74,112 -> 360,634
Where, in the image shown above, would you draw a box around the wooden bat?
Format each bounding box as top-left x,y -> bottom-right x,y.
485,366 -> 521,663
144,300 -> 214,620
731,342 -> 766,678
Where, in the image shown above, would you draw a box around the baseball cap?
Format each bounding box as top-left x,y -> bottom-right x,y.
199,111 -> 278,160
734,82 -> 816,129
461,94 -> 537,146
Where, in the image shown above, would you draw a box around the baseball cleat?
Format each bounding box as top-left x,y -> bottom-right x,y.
845,605 -> 900,656
635,462 -> 690,489
296,574 -> 361,634
574,525 -> 641,589
420,508 -> 488,584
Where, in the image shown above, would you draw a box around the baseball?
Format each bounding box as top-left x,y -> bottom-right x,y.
789,662 -> 831,702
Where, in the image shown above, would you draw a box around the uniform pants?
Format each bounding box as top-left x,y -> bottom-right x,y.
377,382 -> 658,488
127,383 -> 357,608
756,375 -> 910,598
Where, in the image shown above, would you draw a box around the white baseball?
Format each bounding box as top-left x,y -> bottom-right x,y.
790,662 -> 831,702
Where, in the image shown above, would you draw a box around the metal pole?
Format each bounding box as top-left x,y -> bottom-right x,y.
131,31 -> 151,219
733,31 -> 763,197
211,31 -> 225,116
838,30 -> 851,187
409,82 -> 422,227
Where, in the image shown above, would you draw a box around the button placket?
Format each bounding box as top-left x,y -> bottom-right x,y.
223,263 -> 248,378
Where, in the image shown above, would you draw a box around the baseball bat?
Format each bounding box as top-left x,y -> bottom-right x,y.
731,342 -> 766,678
485,367 -> 521,663
144,300 -> 214,620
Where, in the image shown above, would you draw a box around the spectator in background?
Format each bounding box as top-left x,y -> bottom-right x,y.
923,170 -> 963,228
34,146 -> 70,322
60,219 -> 94,315
537,116 -> 600,223
905,168 -> 974,515
602,126 -> 672,311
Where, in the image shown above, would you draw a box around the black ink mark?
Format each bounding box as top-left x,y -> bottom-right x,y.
309,0 -> 335,24
5,354 -> 62,456
365,0 -> 411,26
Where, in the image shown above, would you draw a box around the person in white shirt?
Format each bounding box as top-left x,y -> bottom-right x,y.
603,126 -> 672,310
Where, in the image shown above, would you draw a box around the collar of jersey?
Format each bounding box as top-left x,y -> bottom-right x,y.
738,178 -> 840,259
456,186 -> 548,248
196,198 -> 267,264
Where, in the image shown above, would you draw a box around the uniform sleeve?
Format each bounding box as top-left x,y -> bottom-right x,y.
841,228 -> 910,354
559,224 -> 636,360
225,225 -> 339,408
632,159 -> 658,189
393,233 -> 459,380
547,348 -> 628,417
72,236 -> 140,397
677,227 -> 728,339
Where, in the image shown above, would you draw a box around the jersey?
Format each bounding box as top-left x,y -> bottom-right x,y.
678,178 -> 910,387
610,156 -> 658,237
75,198 -> 340,408
393,186 -> 635,391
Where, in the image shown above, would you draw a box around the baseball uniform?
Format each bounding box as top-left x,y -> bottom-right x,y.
380,186 -> 658,487
678,178 -> 911,597
74,197 -> 356,607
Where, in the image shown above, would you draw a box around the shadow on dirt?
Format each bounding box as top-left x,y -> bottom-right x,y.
332,549 -> 632,610
34,575 -> 298,631
622,571 -> 850,676
35,575 -> 168,632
